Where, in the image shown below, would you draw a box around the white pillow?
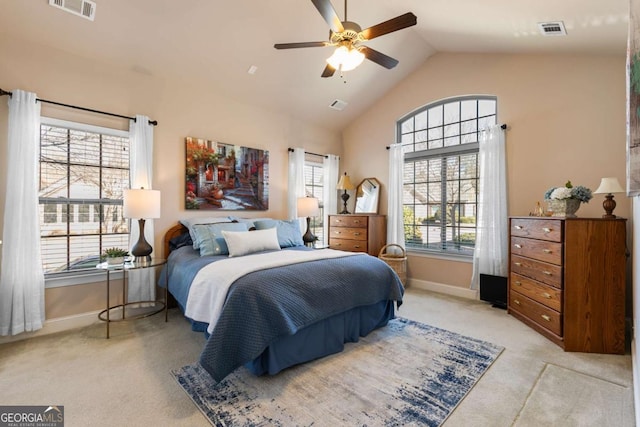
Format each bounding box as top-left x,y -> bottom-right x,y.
221,228 -> 281,257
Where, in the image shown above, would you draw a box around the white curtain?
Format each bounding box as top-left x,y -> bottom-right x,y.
0,90 -> 45,335
322,154 -> 340,245
127,115 -> 156,302
387,143 -> 405,250
471,124 -> 508,290
287,147 -> 306,219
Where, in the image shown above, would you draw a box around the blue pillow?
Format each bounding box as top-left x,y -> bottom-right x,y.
192,222 -> 249,256
254,219 -> 304,248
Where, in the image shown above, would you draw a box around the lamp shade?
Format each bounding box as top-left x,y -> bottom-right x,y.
336,174 -> 355,190
594,177 -> 625,194
123,189 -> 161,219
297,197 -> 319,217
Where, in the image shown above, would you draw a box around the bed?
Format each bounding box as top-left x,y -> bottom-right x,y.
160,220 -> 404,383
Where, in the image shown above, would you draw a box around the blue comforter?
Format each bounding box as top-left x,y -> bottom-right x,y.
162,246 -> 404,382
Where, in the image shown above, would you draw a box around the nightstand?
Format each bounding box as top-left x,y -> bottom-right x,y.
97,258 -> 167,338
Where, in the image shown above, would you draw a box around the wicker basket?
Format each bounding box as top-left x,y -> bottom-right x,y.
378,244 -> 407,284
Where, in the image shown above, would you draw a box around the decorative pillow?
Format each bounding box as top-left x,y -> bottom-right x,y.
168,232 -> 193,252
192,222 -> 249,256
221,228 -> 281,257
253,219 -> 304,248
179,216 -> 235,249
227,217 -> 274,231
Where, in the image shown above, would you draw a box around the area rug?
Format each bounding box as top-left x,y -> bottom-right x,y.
171,317 -> 503,426
514,363 -> 630,426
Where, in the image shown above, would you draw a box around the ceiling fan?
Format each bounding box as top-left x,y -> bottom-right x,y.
274,0 -> 417,78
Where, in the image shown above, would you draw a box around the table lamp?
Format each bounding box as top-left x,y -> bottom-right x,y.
298,197 -> 320,247
336,172 -> 355,214
124,188 -> 161,261
593,177 -> 625,219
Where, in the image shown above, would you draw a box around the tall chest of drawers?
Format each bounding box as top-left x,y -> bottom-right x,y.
328,214 -> 386,256
508,217 -> 626,354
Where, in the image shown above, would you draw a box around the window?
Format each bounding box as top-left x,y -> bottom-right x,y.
304,159 -> 325,243
399,96 -> 496,256
39,118 -> 130,274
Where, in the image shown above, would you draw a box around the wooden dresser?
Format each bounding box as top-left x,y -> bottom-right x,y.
328,214 -> 386,256
508,217 -> 626,354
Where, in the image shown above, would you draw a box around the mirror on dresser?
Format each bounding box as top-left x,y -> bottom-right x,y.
354,178 -> 380,214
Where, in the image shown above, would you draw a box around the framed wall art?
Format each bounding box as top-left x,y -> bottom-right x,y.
185,136 -> 269,210
628,0 -> 640,196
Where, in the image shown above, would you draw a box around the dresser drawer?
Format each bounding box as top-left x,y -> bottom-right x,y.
329,238 -> 367,252
511,254 -> 562,288
330,216 -> 367,228
511,236 -> 562,265
510,273 -> 562,311
511,219 -> 562,242
329,227 -> 367,241
510,290 -> 562,336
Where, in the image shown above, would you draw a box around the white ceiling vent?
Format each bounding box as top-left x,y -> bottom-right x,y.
538,21 -> 567,36
49,0 -> 96,21
329,99 -> 348,111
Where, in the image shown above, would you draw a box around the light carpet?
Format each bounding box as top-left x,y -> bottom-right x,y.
171,317 -> 504,426
514,363 -> 629,426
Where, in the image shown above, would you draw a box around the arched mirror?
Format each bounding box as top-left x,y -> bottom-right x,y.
355,178 -> 381,214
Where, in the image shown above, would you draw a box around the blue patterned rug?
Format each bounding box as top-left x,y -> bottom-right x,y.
171,317 -> 503,426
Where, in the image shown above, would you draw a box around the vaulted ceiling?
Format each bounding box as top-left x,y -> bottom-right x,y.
0,0 -> 628,131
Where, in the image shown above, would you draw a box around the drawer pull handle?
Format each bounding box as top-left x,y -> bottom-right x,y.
543,227 -> 551,233
514,244 -> 522,249
514,281 -> 522,286
542,292 -> 552,299
354,232 -> 361,236
543,249 -> 552,254
514,225 -> 523,230
541,314 -> 551,322
354,220 -> 360,224
336,220 -> 342,222
354,245 -> 361,249
336,231 -> 341,234
514,299 -> 521,305
514,262 -> 522,266
543,271 -> 552,276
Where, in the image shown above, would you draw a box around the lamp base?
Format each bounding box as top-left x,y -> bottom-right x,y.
131,218 -> 153,260
601,194 -> 617,219
302,216 -> 317,247
340,190 -> 350,215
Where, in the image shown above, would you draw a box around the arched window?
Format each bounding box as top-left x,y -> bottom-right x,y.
398,95 -> 497,256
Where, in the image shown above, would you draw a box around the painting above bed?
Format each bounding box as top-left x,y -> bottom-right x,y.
185,136 -> 269,210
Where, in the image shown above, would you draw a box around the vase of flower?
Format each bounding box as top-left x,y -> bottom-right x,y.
544,180 -> 592,218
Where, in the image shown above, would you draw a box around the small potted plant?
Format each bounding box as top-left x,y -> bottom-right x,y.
103,248 -> 129,266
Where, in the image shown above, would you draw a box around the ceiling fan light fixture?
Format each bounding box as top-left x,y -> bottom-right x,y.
326,45 -> 364,71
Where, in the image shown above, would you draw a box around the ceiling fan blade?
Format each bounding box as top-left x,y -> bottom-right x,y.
311,0 -> 344,33
321,64 -> 336,78
274,41 -> 329,49
361,46 -> 399,69
360,12 -> 417,40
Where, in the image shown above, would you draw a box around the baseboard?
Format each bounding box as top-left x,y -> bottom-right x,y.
407,278 -> 478,300
0,310 -> 101,345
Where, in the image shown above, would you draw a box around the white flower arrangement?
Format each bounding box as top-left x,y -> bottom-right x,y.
544,180 -> 592,203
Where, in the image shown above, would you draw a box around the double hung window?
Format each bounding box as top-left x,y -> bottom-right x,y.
399,96 -> 496,256
39,118 -> 130,274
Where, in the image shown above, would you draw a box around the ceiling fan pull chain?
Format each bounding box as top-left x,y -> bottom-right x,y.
344,0 -> 347,21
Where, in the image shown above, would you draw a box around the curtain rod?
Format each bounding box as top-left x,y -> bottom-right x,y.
386,123 -> 508,149
288,147 -> 328,158
0,88 -> 158,126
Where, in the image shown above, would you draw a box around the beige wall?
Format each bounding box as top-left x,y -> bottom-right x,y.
343,52 -> 630,289
0,35 -> 341,320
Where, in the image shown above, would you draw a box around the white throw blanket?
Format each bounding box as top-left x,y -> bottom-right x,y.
185,249 -> 362,334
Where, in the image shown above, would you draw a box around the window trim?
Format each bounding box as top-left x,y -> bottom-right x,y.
40,116 -> 130,288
